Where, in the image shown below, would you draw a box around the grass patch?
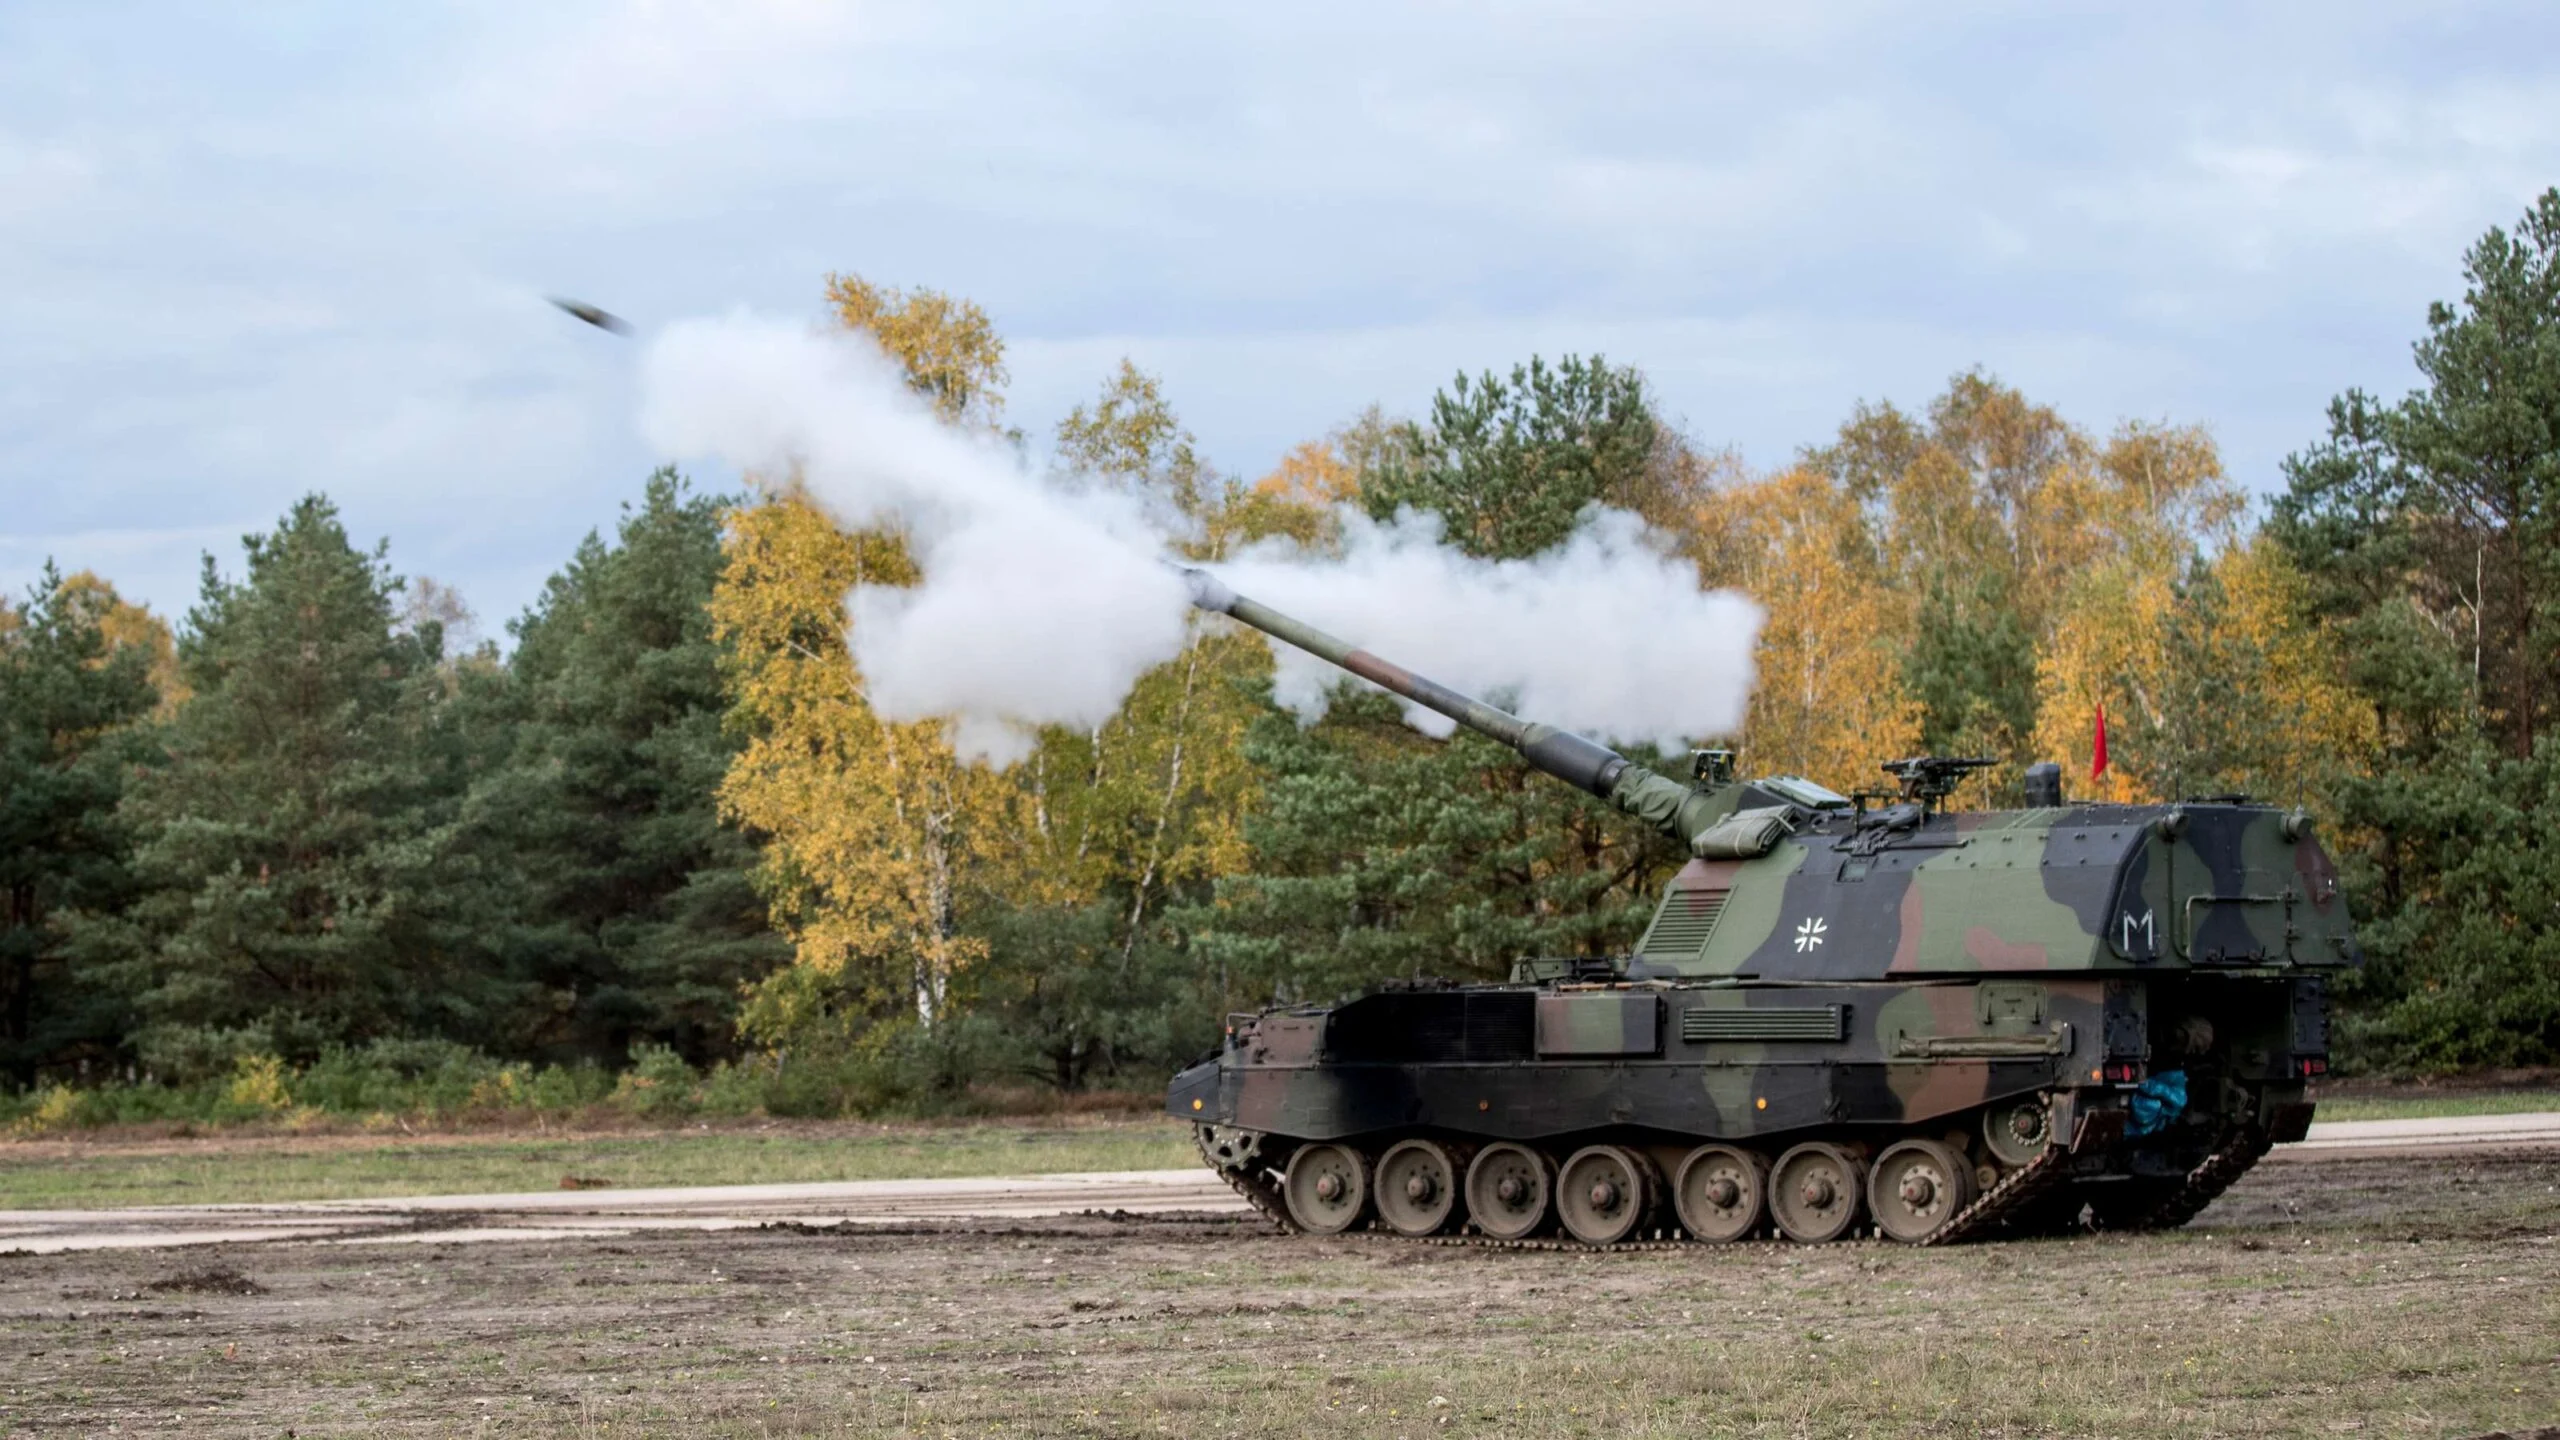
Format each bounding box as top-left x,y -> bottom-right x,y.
2313,1090 -> 2560,1121
0,1117 -> 1196,1208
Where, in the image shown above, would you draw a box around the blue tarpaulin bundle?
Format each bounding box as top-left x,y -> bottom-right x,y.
2127,1069 -> 2189,1136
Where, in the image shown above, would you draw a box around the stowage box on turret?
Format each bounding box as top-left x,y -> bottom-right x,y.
1167,571 -> 2354,1246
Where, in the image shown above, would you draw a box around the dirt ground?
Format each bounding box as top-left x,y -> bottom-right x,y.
2,1150 -> 2556,1439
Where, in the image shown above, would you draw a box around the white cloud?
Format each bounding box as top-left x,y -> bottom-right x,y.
4,0 -> 2557,628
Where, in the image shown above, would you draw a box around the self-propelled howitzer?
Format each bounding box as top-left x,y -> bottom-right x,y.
1170,573 -> 2354,1246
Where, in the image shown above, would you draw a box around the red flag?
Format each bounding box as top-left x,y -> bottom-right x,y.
2092,701 -> 2110,781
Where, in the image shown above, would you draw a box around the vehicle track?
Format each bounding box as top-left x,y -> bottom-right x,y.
1194,1110 -> 2560,1250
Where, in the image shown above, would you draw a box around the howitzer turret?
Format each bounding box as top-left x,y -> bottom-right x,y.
1170,567 -> 2354,1249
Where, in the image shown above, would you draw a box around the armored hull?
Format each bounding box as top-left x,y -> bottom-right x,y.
1166,574 -> 2353,1245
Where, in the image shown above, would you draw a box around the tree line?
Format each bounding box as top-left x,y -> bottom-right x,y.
5,192 -> 2557,1116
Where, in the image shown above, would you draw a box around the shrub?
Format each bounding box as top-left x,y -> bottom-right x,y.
224,1054 -> 293,1114
9,1084 -> 89,1136
609,1044 -> 702,1119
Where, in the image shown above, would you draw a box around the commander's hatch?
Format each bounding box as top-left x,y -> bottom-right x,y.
1748,775 -> 1853,812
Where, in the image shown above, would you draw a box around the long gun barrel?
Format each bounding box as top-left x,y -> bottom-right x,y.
1182,570 -> 1736,852
1181,569 -> 1628,796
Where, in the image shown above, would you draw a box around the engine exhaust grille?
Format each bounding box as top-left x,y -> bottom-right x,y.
1681,1004 -> 1846,1043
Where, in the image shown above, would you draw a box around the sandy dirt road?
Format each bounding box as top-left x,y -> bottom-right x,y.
2,1111 -> 2554,1256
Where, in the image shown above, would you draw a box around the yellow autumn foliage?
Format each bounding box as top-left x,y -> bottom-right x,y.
58,570 -> 188,712
1021,360 -> 1269,943
1256,439 -> 1360,506
2033,557 -> 2180,804
2034,536 -> 2371,806
713,493 -> 1006,1031
2214,539 -> 2374,800
714,276 -> 1023,1035
1716,467 -> 1923,790
822,273 -> 1010,430
715,279 -> 1276,1044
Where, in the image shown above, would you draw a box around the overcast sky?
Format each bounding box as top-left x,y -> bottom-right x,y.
7,2 -> 2558,638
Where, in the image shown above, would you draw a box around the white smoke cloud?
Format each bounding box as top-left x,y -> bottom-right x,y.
1224,508 -> 1759,750
639,313 -> 1760,765
640,314 -> 1190,764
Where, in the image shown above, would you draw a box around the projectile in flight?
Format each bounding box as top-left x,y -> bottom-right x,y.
549,297 -> 632,336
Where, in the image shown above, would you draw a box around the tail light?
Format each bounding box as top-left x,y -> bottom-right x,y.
2100,1061 -> 2142,1084
2295,1057 -> 2328,1078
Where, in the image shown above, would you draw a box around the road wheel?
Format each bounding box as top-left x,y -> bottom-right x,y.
1374,1139 -> 1465,1237
1867,1139 -> 1975,1243
1463,1142 -> 1555,1240
1282,1142 -> 1370,1235
1673,1144 -> 1767,1242
1769,1142 -> 1866,1243
1556,1145 -> 1659,1246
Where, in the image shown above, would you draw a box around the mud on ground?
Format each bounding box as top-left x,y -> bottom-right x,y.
2,1152 -> 2556,1438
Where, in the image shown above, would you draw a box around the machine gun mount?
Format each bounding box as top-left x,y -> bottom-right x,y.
1880,755 -> 1998,814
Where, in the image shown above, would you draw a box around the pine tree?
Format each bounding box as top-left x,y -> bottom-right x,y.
69,497 -> 466,1074
1361,356 -> 1655,557
2267,188 -> 2560,1068
0,567 -> 159,1078
466,469 -> 786,1065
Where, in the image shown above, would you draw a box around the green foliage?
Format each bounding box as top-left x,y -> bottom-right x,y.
0,566 -> 159,1079
965,899 -> 1218,1092
0,1030 -> 1043,1133
1362,355 -> 1656,560
288,1037 -> 610,1116
1054,360 -> 1220,518
2274,185 -> 2560,762
62,497 -> 476,1077
610,1042 -> 702,1117
18,210 -> 2560,1105
0,1038 -> 620,1132
461,469 -> 786,1067
2271,189 -> 2560,1069
1185,686 -> 1680,1006
2331,740 -> 2560,1069
1905,568 -> 2039,765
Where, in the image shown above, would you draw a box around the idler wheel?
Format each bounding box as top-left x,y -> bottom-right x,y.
1373,1139 -> 1466,1237
1868,1139 -> 1976,1243
1462,1142 -> 1555,1240
1282,1142 -> 1371,1235
1983,1097 -> 2055,1169
1768,1142 -> 1866,1244
1556,1145 -> 1659,1246
1673,1143 -> 1768,1243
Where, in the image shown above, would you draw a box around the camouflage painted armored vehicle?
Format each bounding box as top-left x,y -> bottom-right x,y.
1166,571 -> 2354,1246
